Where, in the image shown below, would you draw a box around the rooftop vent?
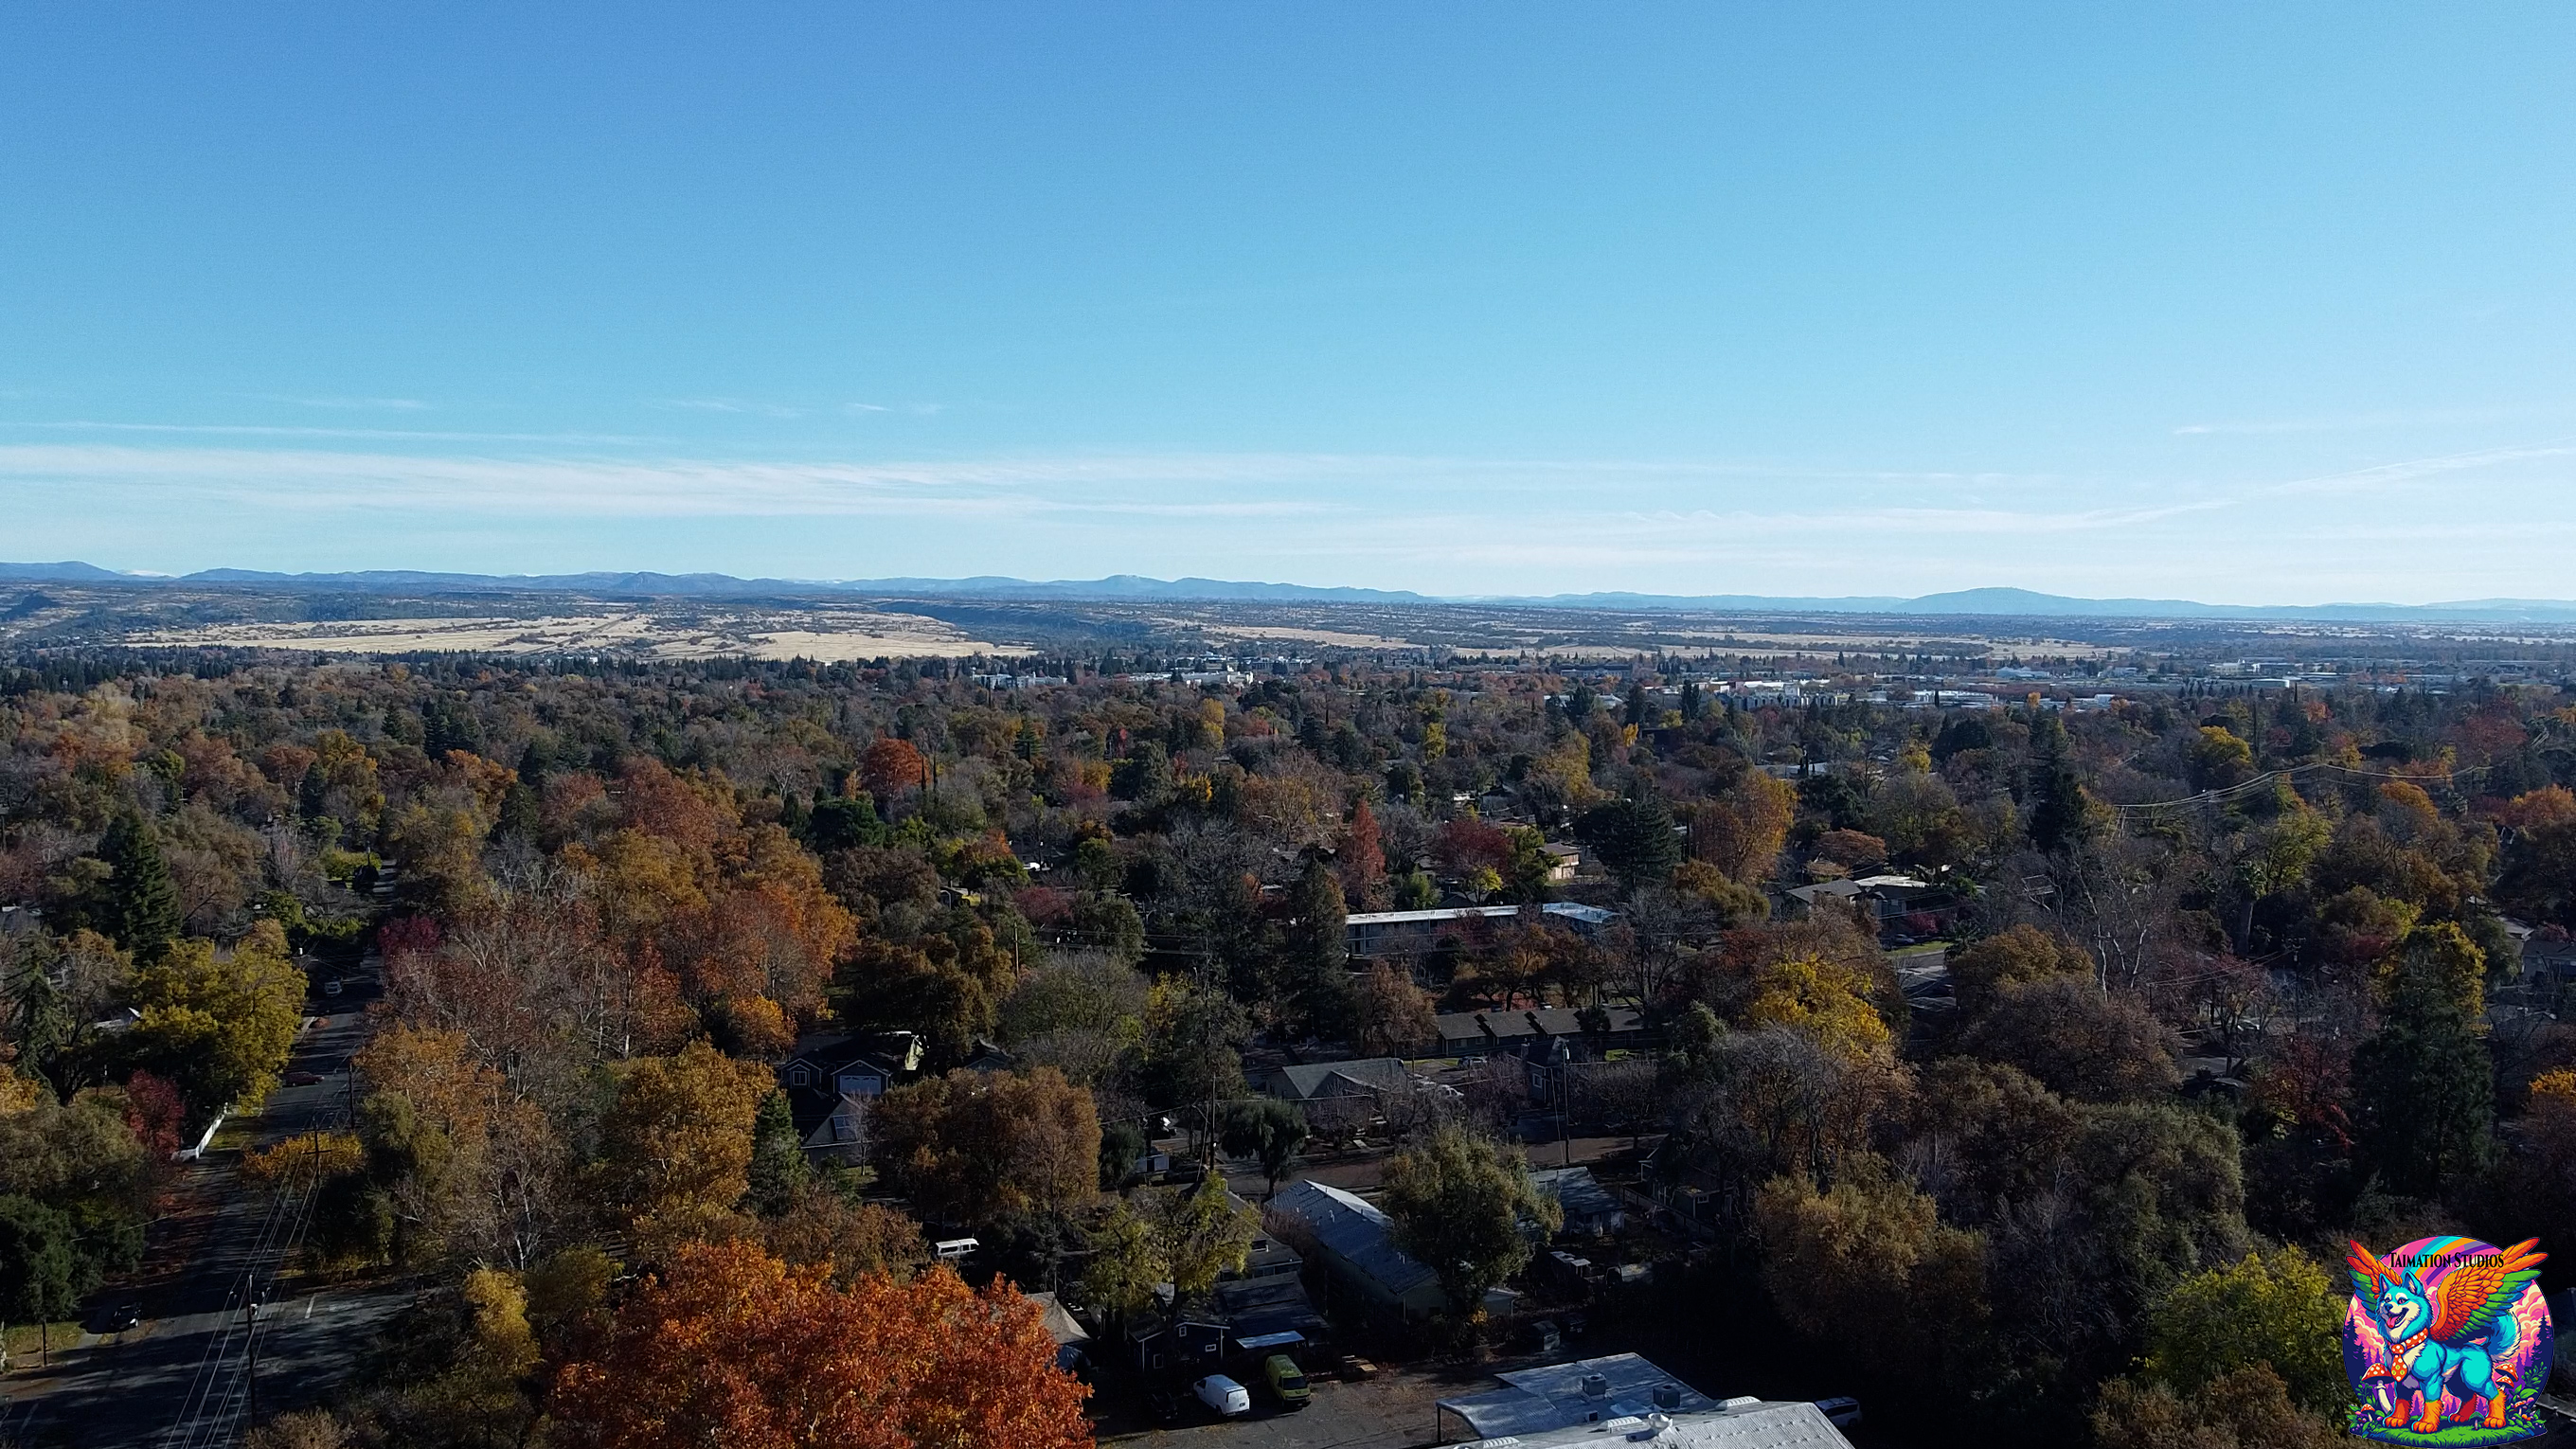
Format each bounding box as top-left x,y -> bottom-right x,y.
1652,1385 -> 1682,1411
1581,1374 -> 1611,1401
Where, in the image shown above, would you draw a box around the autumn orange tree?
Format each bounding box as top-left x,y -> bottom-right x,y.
860,737 -> 930,801
548,1241 -> 1090,1449
355,1024 -> 565,1268
595,1039 -> 774,1250
871,1067 -> 1100,1226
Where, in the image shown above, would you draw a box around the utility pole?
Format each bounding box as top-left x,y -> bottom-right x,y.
245,1294 -> 259,1425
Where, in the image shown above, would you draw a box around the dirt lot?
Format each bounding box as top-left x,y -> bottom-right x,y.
1101,1363 -> 1491,1449
123,608 -> 1028,660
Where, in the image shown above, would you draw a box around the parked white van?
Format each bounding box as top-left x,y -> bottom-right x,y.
1192,1375 -> 1251,1417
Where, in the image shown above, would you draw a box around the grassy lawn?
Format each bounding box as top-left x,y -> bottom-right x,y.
3,1320 -> 84,1359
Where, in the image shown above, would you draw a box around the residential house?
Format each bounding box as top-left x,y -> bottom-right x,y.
1541,843 -> 1583,884
779,1030 -> 923,1100
800,1093 -> 871,1167
1263,1058 -> 1416,1130
1529,1166 -> 1626,1238
1779,874 -> 1957,940
1431,1005 -> 1649,1061
1208,1271 -> 1329,1351
1262,1179 -> 1447,1319
1222,1228 -> 1307,1284
1026,1291 -> 1093,1373
1345,903 -> 1616,960
2523,936 -> 2576,989
959,1037 -> 1015,1074
778,1030 -> 924,1164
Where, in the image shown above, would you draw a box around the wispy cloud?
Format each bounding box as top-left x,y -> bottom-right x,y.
660,398 -> 946,419
1,420 -> 657,445
2261,440 -> 2576,497
7,437 -> 2568,602
0,444 -> 2279,534
659,398 -> 807,419
0,444 -> 1339,520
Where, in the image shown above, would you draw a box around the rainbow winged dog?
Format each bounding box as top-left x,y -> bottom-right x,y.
2347,1237 -> 2547,1434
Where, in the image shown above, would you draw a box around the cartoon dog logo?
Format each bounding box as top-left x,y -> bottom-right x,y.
2345,1236 -> 2549,1444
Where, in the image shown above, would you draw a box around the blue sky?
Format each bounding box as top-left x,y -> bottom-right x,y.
5,5 -> 2573,600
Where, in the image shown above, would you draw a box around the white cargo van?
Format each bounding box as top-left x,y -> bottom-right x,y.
1192,1375 -> 1251,1417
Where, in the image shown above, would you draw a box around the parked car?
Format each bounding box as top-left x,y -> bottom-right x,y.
1530,1318 -> 1563,1353
933,1237 -> 978,1262
284,1070 -> 323,1086
1192,1375 -> 1251,1417
1145,1386 -> 1190,1425
1334,1354 -> 1377,1382
323,978 -> 343,997
1262,1355 -> 1311,1408
109,1303 -> 142,1331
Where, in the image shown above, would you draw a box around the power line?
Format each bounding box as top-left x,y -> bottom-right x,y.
2102,760 -> 2494,814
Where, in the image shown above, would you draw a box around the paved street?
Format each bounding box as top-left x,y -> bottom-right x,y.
0,961 -> 411,1448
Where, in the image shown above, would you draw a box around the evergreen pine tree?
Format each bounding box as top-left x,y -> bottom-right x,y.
2025,718 -> 2087,854
492,741 -> 547,843
2354,954 -> 2495,1196
2359,943 -> 2493,1190
1284,859 -> 1351,1038
492,778 -> 542,843
744,1090 -> 812,1216
1584,792 -> 1682,892
94,813 -> 180,960
6,945 -> 69,1091
297,760 -> 330,819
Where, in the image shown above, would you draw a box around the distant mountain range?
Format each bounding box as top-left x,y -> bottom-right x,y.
6,562 -> 2575,623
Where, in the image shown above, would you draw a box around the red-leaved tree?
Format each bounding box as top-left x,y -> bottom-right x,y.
549,1242 -> 1090,1449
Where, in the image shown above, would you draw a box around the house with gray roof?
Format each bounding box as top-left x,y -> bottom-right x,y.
1265,1056 -> 1415,1104
1345,903 -> 1616,959
1432,1006 -> 1649,1059
1529,1165 -> 1626,1238
1262,1178 -> 1446,1318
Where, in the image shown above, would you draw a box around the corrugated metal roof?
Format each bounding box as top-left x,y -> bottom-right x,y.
1442,1354 -> 1719,1438
1529,1166 -> 1622,1222
1266,1180 -> 1440,1298
1447,1398 -> 1852,1449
